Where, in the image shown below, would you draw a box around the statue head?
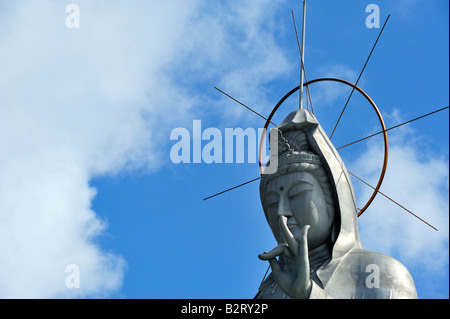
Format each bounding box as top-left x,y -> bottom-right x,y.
260,129 -> 337,251
260,108 -> 363,259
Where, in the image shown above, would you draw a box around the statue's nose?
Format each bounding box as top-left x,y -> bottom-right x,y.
278,207 -> 293,218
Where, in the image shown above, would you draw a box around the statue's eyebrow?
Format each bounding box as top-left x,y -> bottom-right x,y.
290,179 -> 313,187
286,180 -> 311,195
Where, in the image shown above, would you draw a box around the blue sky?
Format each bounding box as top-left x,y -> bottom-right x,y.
0,0 -> 448,299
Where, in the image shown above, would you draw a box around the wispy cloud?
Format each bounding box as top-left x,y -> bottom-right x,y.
178,0 -> 292,125
0,0 -> 291,297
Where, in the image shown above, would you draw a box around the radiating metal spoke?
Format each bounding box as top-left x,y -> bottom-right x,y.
214,87 -> 277,126
348,170 -> 438,231
258,265 -> 271,290
203,100 -> 446,231
203,177 -> 262,201
337,106 -> 449,150
330,14 -> 391,140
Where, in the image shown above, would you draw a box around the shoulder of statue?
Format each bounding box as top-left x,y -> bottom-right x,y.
345,248 -> 411,272
323,248 -> 417,298
345,248 -> 417,296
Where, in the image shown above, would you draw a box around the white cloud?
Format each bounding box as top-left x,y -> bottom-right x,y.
0,0 -> 291,297
352,111 -> 449,271
178,0 -> 292,125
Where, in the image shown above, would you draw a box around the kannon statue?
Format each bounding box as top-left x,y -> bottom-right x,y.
255,108 -> 417,299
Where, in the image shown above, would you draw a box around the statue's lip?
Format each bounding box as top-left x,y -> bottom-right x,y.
287,218 -> 298,229
278,215 -> 298,230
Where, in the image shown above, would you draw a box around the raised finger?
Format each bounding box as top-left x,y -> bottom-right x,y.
258,244 -> 292,260
279,215 -> 299,255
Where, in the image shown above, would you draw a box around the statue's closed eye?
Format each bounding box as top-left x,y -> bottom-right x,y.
266,193 -> 279,207
288,183 -> 312,199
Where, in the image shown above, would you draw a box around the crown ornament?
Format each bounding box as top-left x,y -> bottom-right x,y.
270,129 -> 322,168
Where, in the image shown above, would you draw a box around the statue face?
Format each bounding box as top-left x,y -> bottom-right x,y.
265,171 -> 334,250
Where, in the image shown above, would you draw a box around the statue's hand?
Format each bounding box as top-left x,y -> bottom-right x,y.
259,221 -> 311,299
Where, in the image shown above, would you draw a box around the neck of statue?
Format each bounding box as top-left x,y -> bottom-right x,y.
308,242 -> 332,267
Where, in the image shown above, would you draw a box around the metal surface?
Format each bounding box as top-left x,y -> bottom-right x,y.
292,9 -> 314,114
299,0 -> 306,109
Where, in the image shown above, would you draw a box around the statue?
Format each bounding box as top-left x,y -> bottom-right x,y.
255,108 -> 418,299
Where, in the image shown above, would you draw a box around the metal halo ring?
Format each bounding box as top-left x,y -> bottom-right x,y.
258,77 -> 389,217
